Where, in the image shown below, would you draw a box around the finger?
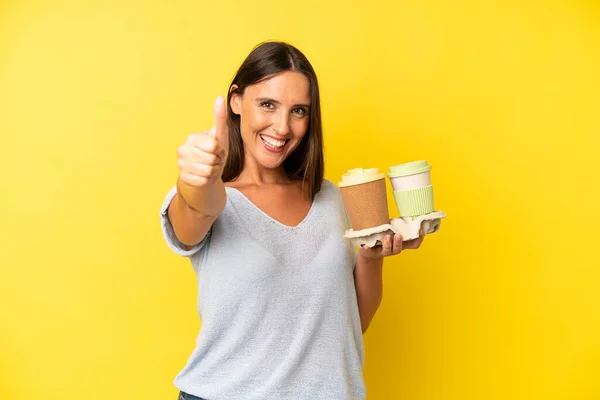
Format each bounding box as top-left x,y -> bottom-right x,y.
361,243 -> 379,251
360,244 -> 381,258
212,96 -> 229,152
416,228 -> 425,245
190,132 -> 219,154
191,136 -> 227,162
191,147 -> 224,166
188,163 -> 221,178
361,244 -> 376,251
381,235 -> 393,256
404,235 -> 424,249
392,234 -> 403,254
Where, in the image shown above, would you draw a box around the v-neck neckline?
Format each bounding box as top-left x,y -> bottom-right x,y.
226,186 -> 319,229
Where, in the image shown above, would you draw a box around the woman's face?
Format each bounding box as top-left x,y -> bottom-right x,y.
230,71 -> 311,171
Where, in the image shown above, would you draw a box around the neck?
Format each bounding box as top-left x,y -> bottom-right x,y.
237,153 -> 291,186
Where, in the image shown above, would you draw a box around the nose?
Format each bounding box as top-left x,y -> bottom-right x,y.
272,110 -> 290,136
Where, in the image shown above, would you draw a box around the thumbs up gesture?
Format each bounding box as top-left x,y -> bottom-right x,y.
177,96 -> 229,187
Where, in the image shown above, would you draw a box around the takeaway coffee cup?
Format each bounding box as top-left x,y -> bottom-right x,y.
338,168 -> 390,231
388,161 -> 435,217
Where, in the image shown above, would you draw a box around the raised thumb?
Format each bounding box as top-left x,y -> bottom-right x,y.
212,96 -> 228,149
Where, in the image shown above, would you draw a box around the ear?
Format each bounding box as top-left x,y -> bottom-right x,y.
229,84 -> 241,115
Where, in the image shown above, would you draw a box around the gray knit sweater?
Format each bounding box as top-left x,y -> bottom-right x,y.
160,179 -> 365,400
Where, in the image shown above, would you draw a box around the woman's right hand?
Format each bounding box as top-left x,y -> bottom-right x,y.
177,96 -> 229,187
174,96 -> 229,218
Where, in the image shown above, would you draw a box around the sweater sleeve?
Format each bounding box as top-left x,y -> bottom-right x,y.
159,186 -> 211,257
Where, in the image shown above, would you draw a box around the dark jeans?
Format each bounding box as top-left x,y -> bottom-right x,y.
178,391 -> 207,400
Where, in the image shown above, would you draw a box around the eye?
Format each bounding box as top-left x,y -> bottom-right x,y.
260,101 -> 275,109
292,107 -> 307,117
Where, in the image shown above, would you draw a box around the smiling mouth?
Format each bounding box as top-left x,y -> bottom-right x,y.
259,135 -> 288,150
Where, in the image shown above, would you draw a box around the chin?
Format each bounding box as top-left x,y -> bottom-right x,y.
256,156 -> 286,170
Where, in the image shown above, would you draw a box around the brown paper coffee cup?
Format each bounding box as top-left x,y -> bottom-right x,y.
338,168 -> 390,231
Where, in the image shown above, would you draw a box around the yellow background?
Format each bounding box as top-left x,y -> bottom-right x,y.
1,0 -> 599,399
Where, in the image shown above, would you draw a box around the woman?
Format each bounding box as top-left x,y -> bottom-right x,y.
160,41 -> 424,400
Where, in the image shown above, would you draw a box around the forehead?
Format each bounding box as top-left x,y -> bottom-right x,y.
246,71 -> 311,103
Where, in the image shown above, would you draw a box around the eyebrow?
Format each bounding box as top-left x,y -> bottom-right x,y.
255,97 -> 311,108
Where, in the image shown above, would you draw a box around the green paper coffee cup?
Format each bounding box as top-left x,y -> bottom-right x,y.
388,161 -> 435,217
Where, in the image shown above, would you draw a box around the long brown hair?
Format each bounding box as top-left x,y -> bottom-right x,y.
223,41 -> 324,200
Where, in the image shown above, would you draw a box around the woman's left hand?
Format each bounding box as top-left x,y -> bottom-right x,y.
359,230 -> 425,260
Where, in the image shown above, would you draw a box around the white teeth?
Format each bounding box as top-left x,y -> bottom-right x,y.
260,135 -> 286,148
